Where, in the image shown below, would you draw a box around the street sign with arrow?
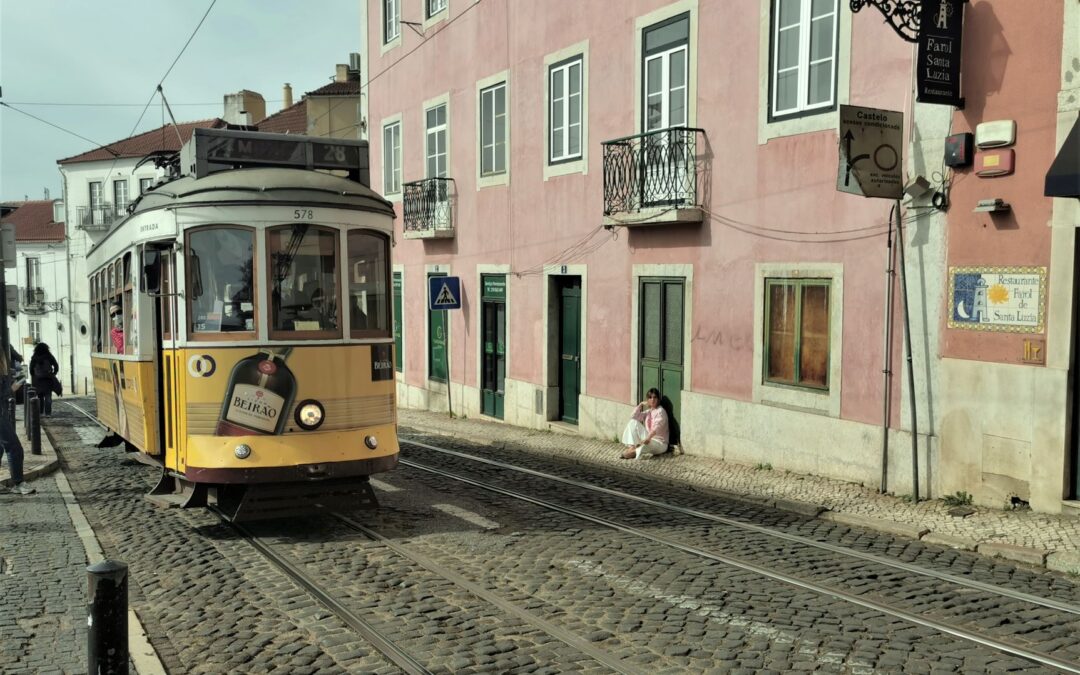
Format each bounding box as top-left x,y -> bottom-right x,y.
837,104 -> 904,200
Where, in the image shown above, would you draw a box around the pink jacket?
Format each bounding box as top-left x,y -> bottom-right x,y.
632,404 -> 669,445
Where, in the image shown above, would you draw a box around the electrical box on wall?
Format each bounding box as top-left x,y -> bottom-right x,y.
976,148 -> 1016,177
975,120 -> 1017,148
944,133 -> 974,168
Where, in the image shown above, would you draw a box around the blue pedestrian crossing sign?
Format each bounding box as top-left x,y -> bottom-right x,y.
428,276 -> 462,310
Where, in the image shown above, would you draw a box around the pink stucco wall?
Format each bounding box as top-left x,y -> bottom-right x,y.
940,0 -> 1062,363
368,0 -> 916,425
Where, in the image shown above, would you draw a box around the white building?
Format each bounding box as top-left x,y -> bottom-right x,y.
56,119 -> 228,392
0,200 -> 70,382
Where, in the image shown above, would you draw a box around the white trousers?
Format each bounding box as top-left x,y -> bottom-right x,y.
620,419 -> 667,459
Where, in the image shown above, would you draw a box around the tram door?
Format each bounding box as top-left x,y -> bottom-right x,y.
148,247 -> 178,463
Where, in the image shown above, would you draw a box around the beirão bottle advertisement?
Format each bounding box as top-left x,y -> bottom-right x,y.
216,347 -> 296,436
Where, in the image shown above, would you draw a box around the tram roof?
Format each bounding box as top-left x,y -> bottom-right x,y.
133,166 -> 395,217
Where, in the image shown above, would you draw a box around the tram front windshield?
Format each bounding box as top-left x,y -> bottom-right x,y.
189,227 -> 255,333
269,225 -> 338,334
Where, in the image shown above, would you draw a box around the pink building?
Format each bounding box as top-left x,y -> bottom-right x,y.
364,0 -> 1079,512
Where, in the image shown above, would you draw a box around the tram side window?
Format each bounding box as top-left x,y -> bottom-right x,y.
90,275 -> 99,352
346,231 -> 390,337
123,252 -> 135,353
268,225 -> 339,336
187,227 -> 255,335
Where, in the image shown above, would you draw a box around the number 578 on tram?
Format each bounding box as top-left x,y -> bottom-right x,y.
86,128 -> 399,521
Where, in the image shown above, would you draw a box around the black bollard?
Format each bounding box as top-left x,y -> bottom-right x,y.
28,396 -> 41,456
87,560 -> 129,675
23,385 -> 34,436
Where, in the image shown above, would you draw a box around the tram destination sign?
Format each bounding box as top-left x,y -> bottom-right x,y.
183,128 -> 370,184
916,0 -> 967,109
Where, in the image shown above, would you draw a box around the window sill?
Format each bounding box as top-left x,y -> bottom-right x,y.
422,9 -> 448,32
759,108 -> 837,145
380,35 -> 402,56
544,158 -> 587,181
477,172 -> 509,190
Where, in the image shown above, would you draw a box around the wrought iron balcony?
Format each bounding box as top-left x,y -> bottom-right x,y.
22,287 -> 46,313
602,127 -> 706,226
402,177 -> 455,239
76,203 -> 117,231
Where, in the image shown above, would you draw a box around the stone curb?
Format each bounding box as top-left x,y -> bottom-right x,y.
0,427 -> 60,487
921,532 -> 978,551
977,542 -> 1049,567
399,416 -> 1077,577
819,511 -> 930,540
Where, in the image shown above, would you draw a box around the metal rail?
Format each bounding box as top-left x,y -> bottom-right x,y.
62,401 -> 429,674
216,511 -> 432,675
399,453 -> 1080,674
402,437 -> 1080,617
332,513 -> 647,675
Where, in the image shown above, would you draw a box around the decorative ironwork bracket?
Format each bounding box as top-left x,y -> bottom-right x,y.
850,0 -> 921,43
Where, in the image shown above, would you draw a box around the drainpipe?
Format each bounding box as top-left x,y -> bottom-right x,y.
881,204 -> 897,493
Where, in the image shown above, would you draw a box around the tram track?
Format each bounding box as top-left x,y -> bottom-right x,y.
398,437 -> 1080,673
61,401 -> 647,673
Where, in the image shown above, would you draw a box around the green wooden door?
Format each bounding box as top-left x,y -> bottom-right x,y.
639,277 -> 683,441
481,275 -> 506,419
428,273 -> 448,382
558,277 -> 581,424
393,272 -> 403,373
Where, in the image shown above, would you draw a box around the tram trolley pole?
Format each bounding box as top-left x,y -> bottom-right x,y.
87,560 -> 129,675
28,396 -> 41,455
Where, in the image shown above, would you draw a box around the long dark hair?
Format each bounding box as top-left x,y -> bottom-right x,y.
33,342 -> 52,357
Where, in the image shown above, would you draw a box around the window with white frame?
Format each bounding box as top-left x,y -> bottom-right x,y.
642,13 -> 689,133
480,82 -> 507,176
383,121 -> 402,195
139,177 -> 153,194
28,320 -> 41,345
427,0 -> 447,19
114,180 -> 129,216
425,103 -> 448,180
384,0 -> 399,43
770,0 -> 838,119
26,258 -> 41,291
549,56 -> 582,164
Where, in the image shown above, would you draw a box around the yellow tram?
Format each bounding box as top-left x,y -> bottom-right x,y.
86,128 -> 399,520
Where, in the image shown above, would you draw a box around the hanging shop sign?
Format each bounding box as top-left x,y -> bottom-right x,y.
916,0 -> 967,109
947,266 -> 1046,333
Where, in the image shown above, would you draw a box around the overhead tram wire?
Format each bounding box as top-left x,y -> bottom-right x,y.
100,0 -> 218,189
0,103 -> 120,157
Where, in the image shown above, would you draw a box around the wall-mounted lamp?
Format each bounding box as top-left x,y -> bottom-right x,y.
973,198 -> 1011,213
904,175 -> 948,210
904,176 -> 933,199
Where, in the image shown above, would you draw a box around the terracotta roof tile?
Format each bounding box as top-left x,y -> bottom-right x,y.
256,100 -> 309,135
0,200 -> 65,242
57,118 -> 228,164
305,80 -> 361,97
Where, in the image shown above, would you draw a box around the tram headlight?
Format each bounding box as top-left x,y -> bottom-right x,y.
364,435 -> 378,450
234,444 -> 252,459
295,400 -> 325,431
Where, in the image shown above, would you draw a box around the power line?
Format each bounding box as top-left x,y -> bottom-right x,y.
4,100 -> 281,107
0,103 -> 119,157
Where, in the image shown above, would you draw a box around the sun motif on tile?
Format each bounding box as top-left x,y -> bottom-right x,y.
987,284 -> 1010,304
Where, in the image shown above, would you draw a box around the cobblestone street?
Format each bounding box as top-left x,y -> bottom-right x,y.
2,400 -> 1079,673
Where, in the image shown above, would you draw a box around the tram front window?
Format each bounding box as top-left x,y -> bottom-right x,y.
269,225 -> 339,336
188,227 -> 255,334
347,231 -> 390,336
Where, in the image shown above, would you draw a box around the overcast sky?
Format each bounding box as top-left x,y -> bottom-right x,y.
0,0 -> 363,203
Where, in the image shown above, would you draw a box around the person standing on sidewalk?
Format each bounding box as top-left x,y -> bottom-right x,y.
0,349 -> 34,495
620,388 -> 670,460
29,342 -> 60,417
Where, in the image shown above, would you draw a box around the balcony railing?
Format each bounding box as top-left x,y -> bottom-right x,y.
76,203 -> 118,231
602,127 -> 706,226
22,287 -> 45,313
402,177 -> 455,239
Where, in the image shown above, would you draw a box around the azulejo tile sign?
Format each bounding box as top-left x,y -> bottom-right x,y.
948,266 -> 1047,333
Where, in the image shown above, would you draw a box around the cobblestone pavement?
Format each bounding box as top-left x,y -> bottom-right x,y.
397,409 -> 1080,569
0,473 -> 87,675
392,439 -> 1080,669
8,400 -> 1079,673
